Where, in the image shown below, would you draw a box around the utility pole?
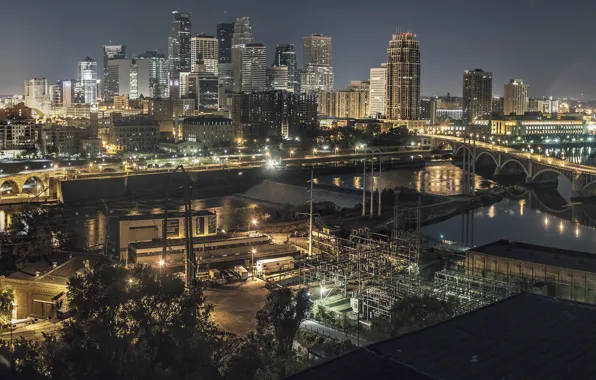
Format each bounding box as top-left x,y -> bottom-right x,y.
362,159 -> 366,216
377,157 -> 382,217
369,155 -> 374,217
308,168 -> 314,256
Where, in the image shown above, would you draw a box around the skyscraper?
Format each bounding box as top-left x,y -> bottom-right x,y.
266,66 -> 289,91
240,44 -> 267,92
24,78 -> 50,112
301,35 -> 334,93
462,69 -> 493,124
134,51 -> 169,99
106,59 -> 132,98
386,32 -> 421,121
369,63 -> 387,117
504,79 -> 529,116
217,22 -> 235,96
78,57 -> 98,104
274,44 -> 299,93
191,34 -> 219,75
169,11 -> 192,73
232,17 -> 254,92
103,44 -> 126,101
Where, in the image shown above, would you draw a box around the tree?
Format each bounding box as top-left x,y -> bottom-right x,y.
256,288 -> 311,355
367,294 -> 460,341
10,206 -> 70,266
0,287 -> 14,328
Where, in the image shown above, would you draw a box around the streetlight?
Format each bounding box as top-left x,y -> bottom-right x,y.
248,218 -> 258,234
251,248 -> 257,281
312,148 -> 318,156
289,149 -> 295,159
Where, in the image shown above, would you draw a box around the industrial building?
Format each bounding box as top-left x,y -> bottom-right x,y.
472,114 -> 587,136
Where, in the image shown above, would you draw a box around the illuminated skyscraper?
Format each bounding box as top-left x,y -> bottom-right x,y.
369,63 -> 387,117
103,44 -> 126,101
217,22 -> 235,96
169,11 -> 192,73
386,32 -> 421,121
240,44 -> 267,92
266,66 -> 289,91
301,35 -> 334,93
274,44 -> 299,93
191,34 -> 219,75
232,17 -> 254,92
134,51 -> 169,99
462,69 -> 493,124
78,57 -> 98,104
504,79 -> 529,116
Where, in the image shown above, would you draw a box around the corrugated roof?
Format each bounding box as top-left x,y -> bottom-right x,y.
287,294 -> 596,379
468,239 -> 596,273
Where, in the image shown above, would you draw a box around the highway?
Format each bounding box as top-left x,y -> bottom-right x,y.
427,134 -> 596,176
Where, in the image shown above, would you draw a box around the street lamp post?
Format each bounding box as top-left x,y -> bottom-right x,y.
251,248 -> 256,281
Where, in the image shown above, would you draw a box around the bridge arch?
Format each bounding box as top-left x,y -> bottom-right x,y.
0,180 -> 19,197
475,151 -> 499,167
433,140 -> 454,151
500,159 -> 529,177
454,145 -> 472,157
532,168 -> 566,183
21,176 -> 45,195
582,180 -> 596,198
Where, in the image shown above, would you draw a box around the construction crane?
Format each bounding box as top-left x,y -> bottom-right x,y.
162,165 -> 196,287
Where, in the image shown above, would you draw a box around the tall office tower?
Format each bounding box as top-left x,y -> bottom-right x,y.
274,44 -> 299,93
217,22 -> 235,95
239,44 -> 267,92
232,17 -> 254,92
169,11 -> 192,73
504,79 -> 529,116
266,66 -> 289,91
462,69 -> 493,124
103,44 -> 126,101
369,63 -> 387,118
134,51 -> 169,99
386,32 -> 421,121
78,57 -> 98,104
301,35 -> 334,92
130,58 -> 151,100
60,80 -> 76,107
106,59 -> 132,98
23,78 -> 49,110
191,34 -> 219,75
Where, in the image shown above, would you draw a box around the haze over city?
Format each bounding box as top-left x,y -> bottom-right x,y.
1,0 -> 594,98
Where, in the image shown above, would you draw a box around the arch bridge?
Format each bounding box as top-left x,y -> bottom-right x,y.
429,135 -> 596,199
0,173 -> 56,203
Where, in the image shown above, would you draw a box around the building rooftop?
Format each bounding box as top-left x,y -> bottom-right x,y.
118,209 -> 214,222
6,252 -> 107,285
289,293 -> 596,379
113,116 -> 158,126
468,239 -> 596,273
183,116 -> 232,124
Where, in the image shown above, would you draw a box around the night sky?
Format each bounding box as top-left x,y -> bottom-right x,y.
0,0 -> 593,98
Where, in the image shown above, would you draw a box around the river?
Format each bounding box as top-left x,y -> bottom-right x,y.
314,162 -> 596,253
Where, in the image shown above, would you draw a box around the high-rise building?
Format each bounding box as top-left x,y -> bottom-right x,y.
232,17 -> 254,92
318,83 -> 370,119
169,11 -> 192,73
462,69 -> 493,124
103,44 -> 126,101
217,22 -> 235,96
386,32 -> 421,121
130,59 -> 150,100
238,43 -> 267,92
191,34 -> 219,75
504,79 -> 529,116
78,57 -> 98,104
52,80 -> 77,107
232,91 -> 317,139
106,59 -> 132,98
23,78 -> 49,112
301,35 -> 334,93
369,64 -> 387,118
274,44 -> 299,93
266,66 -> 289,91
134,51 -> 169,99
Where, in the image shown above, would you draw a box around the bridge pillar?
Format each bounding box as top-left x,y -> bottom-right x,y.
572,173 -> 583,200
493,167 -> 501,177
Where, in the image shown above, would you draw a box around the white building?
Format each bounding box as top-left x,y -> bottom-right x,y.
504,79 -> 529,116
78,57 -> 98,104
191,34 -> 219,75
239,43 -> 267,92
369,64 -> 387,117
23,78 -> 51,113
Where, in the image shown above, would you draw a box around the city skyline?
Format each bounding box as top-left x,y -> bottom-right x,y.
1,0 -> 594,98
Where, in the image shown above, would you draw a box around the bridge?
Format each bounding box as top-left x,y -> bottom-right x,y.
428,135 -> 596,199
0,148 -> 435,205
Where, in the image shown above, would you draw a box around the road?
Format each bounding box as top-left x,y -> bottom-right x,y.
427,134 -> 596,176
301,319 -> 371,347
0,320 -> 62,342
